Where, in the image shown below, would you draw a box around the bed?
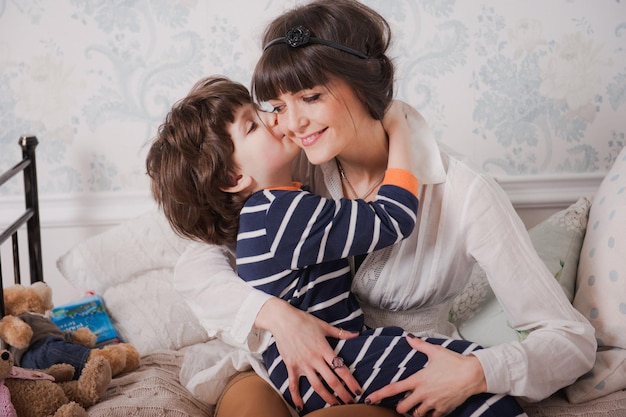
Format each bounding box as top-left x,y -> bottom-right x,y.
0,135 -> 43,315
2,138 -> 625,416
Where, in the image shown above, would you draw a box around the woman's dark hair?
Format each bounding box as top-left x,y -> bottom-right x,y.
252,0 -> 394,120
146,76 -> 251,245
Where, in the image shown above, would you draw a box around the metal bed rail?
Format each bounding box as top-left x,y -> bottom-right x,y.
0,135 -> 43,315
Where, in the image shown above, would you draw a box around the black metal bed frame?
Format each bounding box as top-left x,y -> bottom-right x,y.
0,135 -> 44,316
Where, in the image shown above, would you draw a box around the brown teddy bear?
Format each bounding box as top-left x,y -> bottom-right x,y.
0,282 -> 140,379
0,348 -> 111,416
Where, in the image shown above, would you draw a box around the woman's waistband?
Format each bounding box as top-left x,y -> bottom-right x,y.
360,302 -> 456,338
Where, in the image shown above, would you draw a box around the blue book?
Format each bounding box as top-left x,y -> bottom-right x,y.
50,294 -> 120,345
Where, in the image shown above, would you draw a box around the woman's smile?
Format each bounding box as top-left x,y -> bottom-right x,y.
300,128 -> 328,147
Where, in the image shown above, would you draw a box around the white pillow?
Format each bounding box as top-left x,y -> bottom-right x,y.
565,146 -> 626,403
57,209 -> 211,355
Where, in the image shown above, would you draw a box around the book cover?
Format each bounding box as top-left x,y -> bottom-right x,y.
50,294 -> 120,345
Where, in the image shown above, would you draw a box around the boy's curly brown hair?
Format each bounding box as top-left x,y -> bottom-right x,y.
146,76 -> 251,245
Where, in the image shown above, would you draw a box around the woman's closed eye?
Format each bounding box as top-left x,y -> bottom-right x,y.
271,104 -> 285,114
269,92 -> 321,113
303,93 -> 321,103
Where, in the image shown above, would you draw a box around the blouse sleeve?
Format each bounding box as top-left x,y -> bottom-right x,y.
173,241 -> 272,352
462,174 -> 596,401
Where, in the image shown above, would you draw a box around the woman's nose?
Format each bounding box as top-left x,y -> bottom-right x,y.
283,107 -> 308,134
260,110 -> 278,127
260,111 -> 285,138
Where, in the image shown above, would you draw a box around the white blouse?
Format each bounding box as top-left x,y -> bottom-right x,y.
174,110 -> 595,403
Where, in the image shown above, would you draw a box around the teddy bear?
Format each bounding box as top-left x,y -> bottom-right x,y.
0,348 -> 111,417
0,282 -> 140,380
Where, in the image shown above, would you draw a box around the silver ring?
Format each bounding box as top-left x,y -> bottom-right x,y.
338,328 -> 344,338
330,356 -> 345,370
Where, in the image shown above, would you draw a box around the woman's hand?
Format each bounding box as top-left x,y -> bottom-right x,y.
255,298 -> 362,411
365,335 -> 487,417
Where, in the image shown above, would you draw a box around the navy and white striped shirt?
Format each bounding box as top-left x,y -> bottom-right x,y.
235,174 -> 525,417
236,174 -> 420,412
237,180 -> 418,332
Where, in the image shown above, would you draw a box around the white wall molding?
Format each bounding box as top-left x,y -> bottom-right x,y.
0,173 -> 606,305
1,191 -> 156,228
495,173 -> 604,209
1,173 -> 604,228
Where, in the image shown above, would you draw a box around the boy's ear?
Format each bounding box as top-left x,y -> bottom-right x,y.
221,173 -> 253,194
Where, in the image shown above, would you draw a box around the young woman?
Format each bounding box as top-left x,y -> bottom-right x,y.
174,1 -> 596,416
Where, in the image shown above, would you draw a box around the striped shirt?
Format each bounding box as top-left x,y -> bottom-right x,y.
236,170 -> 419,333
235,169 -> 524,416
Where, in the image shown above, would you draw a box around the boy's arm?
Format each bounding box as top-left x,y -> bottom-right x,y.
262,100 -> 420,269
383,100 -> 415,180
266,187 -> 418,269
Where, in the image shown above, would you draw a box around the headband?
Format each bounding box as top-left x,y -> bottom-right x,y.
263,26 -> 369,59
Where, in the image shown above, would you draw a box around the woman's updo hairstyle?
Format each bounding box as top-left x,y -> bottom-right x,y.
252,0 -> 394,120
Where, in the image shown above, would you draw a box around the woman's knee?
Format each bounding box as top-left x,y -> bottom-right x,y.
215,371 -> 292,417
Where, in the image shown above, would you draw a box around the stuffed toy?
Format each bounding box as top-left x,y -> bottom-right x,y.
0,348 -> 111,417
0,282 -> 140,379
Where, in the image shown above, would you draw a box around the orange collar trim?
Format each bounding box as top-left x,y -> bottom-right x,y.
267,181 -> 302,191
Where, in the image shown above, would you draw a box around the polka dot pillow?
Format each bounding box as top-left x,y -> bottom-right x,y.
565,146 -> 626,403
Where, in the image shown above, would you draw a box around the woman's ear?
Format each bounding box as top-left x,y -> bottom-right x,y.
221,173 -> 253,194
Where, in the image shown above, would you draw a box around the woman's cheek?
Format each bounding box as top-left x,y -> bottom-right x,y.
288,135 -> 305,149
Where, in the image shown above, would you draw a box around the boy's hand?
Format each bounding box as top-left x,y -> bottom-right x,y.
383,100 -> 414,173
382,100 -> 408,137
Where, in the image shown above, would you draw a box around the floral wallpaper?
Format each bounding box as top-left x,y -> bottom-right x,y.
1,0 -> 625,198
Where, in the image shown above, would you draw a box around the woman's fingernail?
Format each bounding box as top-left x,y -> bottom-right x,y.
407,333 -> 416,338
296,406 -> 302,412
364,398 -> 372,405
355,389 -> 362,396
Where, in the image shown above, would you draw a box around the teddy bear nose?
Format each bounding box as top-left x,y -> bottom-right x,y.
1,351 -> 9,361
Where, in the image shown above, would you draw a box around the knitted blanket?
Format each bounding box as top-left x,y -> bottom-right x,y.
86,350 -> 213,417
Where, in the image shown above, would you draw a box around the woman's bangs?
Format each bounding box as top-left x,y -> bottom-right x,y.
253,48 -> 329,102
